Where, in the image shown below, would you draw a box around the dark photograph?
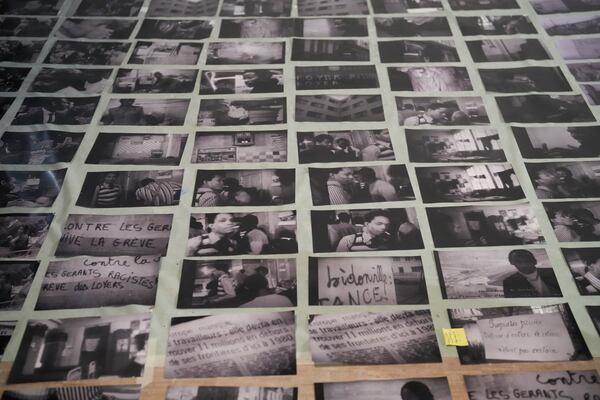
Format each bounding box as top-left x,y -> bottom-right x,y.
495,94 -> 595,123
568,62 -> 600,81
200,69 -> 283,95
193,130 -> 287,164
291,39 -> 369,62
0,17 -> 55,37
0,97 -> 13,119
86,133 -> 187,166
587,306 -> 600,336
296,65 -> 378,91
220,0 -> 292,16
526,161 -> 600,199
2,130 -> 83,165
3,386 -> 142,400
513,126 -> 600,159
194,169 -> 294,207
0,261 -> 38,310
100,99 -> 189,126
427,203 -> 544,247
207,42 -> 285,65
0,321 -> 16,359
308,256 -> 428,306
556,38 -> 600,60
397,96 -> 489,126
456,15 -> 537,35
8,314 -> 151,383
44,41 -> 130,65
146,0 -> 220,17
315,378 -> 451,400
76,170 -> 183,208
136,19 -> 212,40
297,18 -> 368,37
378,40 -> 459,63
530,0 -> 600,14
129,41 -> 203,65
581,83 -> 600,106
388,67 -> 472,91
0,0 -> 63,15
298,0 -> 369,15
29,68 -> 111,95
544,201 -> 600,243
375,17 -> 451,37
542,14 -> 600,35
56,18 -> 137,40
435,248 -> 561,299
166,312 -> 296,378
309,164 -> 414,205
198,98 -> 286,126
113,69 -> 197,94
309,310 -> 441,365
187,211 -> 298,256
219,18 -> 295,38
448,0 -> 519,9
405,128 -> 506,163
72,0 -> 143,16
296,95 -> 384,122
167,386 -> 296,400
36,255 -> 160,310
478,66 -> 572,93
311,208 -> 423,253
55,213 -> 173,257
562,247 -> 600,295
178,258 -> 296,308
0,67 -> 30,92
0,214 -> 53,258
370,0 -> 444,13
298,130 -> 394,164
12,97 -> 100,125
0,40 -> 44,63
416,164 -> 524,203
0,169 -> 67,208
467,39 -> 551,63
448,304 -> 591,364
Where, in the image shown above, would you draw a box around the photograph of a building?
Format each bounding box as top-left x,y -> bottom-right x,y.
296,95 -> 384,122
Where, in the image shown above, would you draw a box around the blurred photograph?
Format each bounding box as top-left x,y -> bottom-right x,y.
448,0 -> 518,9
298,130 -> 395,163
397,97 -> 489,126
378,40 -> 459,63
292,39 -> 369,61
200,69 -> 283,94
316,378 -> 451,400
562,247 -> 600,295
0,321 -> 16,358
0,67 -> 29,92
0,213 -> 53,259
456,15 -> 536,35
198,98 -> 286,126
13,97 -> 100,125
526,161 -> 600,199
220,0 -> 292,16
296,95 -> 384,122
100,99 -> 189,126
0,169 -> 66,208
467,39 -> 551,62
113,69 -> 197,94
530,0 -> 600,14
167,387 -> 296,400
388,67 -> 472,91
544,201 -> 600,242
56,18 -> 136,40
3,386 -> 141,400
219,18 -> 295,38
207,42 -> 285,65
495,94 -> 595,123
541,14 -> 600,35
374,17 -> 451,37
567,62 -> 600,81
478,66 -> 571,93
193,131 -> 287,164
146,0 -> 219,17
0,131 -> 83,165
72,0 -> 143,16
555,38 -> 600,60
298,0 -> 369,15
581,83 -> 600,105
0,261 -> 38,310
0,40 -> 44,63
0,0 -> 63,15
0,17 -> 55,37
29,68 -> 111,95
513,126 -> 600,159
370,0 -> 443,13
44,41 -> 130,65
296,65 -> 378,90
136,19 -> 212,40
129,41 -> 203,65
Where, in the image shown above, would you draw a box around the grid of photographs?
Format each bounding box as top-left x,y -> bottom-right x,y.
0,0 -> 599,398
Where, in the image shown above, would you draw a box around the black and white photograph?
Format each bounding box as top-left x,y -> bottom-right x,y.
86,133 -> 187,166
308,256 -> 428,305
166,312 -> 296,378
200,69 -> 283,95
568,62 -> 600,81
193,130 -> 287,164
129,41 -> 203,65
397,97 -> 489,126
309,310 -> 441,365
467,39 -> 551,63
0,169 -> 67,208
35,255 -> 160,310
220,0 -> 292,16
530,0 -> 600,14
0,321 -> 16,359
448,304 -> 591,364
0,40 -> 44,63
456,15 -> 537,36
581,83 -> 600,106
8,314 -> 151,383
370,0 -> 444,14
44,41 -> 131,65
187,211 -> 298,256
478,66 -> 572,93
315,378 -> 451,400
416,164 -> 524,203
56,18 -> 137,40
0,67 -> 30,92
13,97 -> 100,125
378,40 -> 459,63
526,161 -> 600,199
166,386 -> 297,400
374,17 -> 451,37
553,38 -> 600,60
1,131 -> 81,165
298,130 -> 395,163
194,169 -> 294,207
198,98 -> 286,126
309,164 -> 414,205
55,213 -> 173,257
0,214 -> 53,258
2,386 -> 142,400
146,0 -> 220,17
587,305 -> 600,336
544,201 -> 600,243
76,169 -> 183,208
291,39 -> 369,62
207,42 -> 285,65
495,94 -> 595,123
136,19 -> 213,40
0,17 -> 56,37
296,66 -> 378,91
219,18 -> 295,38
0,261 -> 38,310
541,14 -> 600,35
72,0 -> 143,16
113,69 -> 197,94
448,0 -> 519,9
178,258 -> 296,308
405,128 -> 506,163
0,0 -> 63,15
29,68 -> 111,95
0,97 -> 14,119
427,203 -> 544,247
562,247 -> 600,295
297,18 -> 368,37
298,0 -> 369,15
513,126 -> 600,159
435,248 -> 561,299
100,99 -> 189,126
388,67 -> 472,92
296,95 -> 384,122
311,208 -> 423,253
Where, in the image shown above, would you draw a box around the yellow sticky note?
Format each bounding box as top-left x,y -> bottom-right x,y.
442,328 -> 469,347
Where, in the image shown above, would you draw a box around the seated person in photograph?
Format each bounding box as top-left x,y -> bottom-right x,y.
187,213 -> 238,256
503,249 -> 561,298
327,167 -> 356,205
404,103 -> 449,126
135,178 -> 181,206
151,71 -> 184,93
299,134 -> 335,163
207,264 -> 237,305
354,167 -> 398,202
91,172 -> 122,207
333,138 -> 360,162
102,99 -> 145,125
195,171 -> 225,207
401,381 -> 434,400
572,249 -> 600,294
336,210 -> 392,252
327,212 -> 360,250
236,214 -> 269,255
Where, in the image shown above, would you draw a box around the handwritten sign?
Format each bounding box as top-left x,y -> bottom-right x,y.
476,313 -> 575,362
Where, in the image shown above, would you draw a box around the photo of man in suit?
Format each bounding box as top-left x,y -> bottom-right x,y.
503,249 -> 561,298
